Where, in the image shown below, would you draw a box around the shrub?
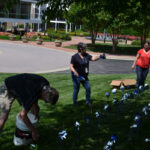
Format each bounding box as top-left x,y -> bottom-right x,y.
41,35 -> 50,41
0,35 -> 10,40
16,35 -> 20,40
47,29 -> 71,41
18,24 -> 24,28
31,35 -> 38,40
131,40 -> 141,45
61,34 -> 72,41
68,30 -> 90,36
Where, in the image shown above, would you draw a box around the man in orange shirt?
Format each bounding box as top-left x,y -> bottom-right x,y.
132,42 -> 150,87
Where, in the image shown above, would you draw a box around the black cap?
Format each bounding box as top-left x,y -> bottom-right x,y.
77,42 -> 87,52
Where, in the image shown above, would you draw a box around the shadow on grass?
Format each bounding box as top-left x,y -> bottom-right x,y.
1,95 -> 150,150
37,96 -> 150,150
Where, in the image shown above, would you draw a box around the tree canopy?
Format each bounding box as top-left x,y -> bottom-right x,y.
1,0 -> 19,11
38,0 -> 150,47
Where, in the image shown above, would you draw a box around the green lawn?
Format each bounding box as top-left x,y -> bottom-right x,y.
1,73 -> 150,150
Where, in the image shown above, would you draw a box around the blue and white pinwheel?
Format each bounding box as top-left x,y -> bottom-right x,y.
95,112 -> 100,118
105,92 -> 110,101
142,106 -> 148,116
112,88 -> 117,99
112,99 -> 118,105
110,135 -> 117,143
134,89 -> 138,95
122,93 -> 128,101
86,117 -> 90,124
130,124 -> 138,129
120,85 -> 124,96
134,114 -> 140,122
75,121 -> 80,131
139,85 -> 143,94
144,83 -> 149,90
112,88 -> 117,94
104,135 -> 117,150
148,103 -> 150,111
104,104 -> 109,111
120,85 -> 124,91
58,130 -> 67,140
78,75 -> 85,81
145,138 -> 150,142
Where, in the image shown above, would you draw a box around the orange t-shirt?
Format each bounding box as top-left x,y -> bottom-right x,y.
136,49 -> 150,68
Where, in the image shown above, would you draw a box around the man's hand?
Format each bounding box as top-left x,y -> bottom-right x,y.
74,72 -> 79,77
20,108 -> 40,141
100,53 -> 106,59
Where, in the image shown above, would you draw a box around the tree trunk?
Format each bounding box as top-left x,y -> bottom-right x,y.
90,31 -> 97,46
141,29 -> 149,47
112,38 -> 118,53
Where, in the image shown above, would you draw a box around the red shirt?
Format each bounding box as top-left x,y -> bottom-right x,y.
136,49 -> 150,68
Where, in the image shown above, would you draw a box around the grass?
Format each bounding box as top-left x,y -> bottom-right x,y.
1,73 -> 150,150
65,43 -> 141,56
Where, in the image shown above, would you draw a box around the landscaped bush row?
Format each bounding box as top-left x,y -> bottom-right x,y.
66,43 -> 141,55
0,33 -> 71,42
48,33 -> 72,41
47,28 -> 72,41
47,28 -> 90,39
88,44 -> 140,55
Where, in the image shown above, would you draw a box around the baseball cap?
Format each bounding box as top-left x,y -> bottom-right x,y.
77,42 -> 87,52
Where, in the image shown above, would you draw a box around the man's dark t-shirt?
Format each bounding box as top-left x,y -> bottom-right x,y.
71,53 -> 92,78
5,73 -> 49,111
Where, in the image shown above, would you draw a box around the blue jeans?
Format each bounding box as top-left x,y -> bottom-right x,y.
71,74 -> 91,105
136,65 -> 149,87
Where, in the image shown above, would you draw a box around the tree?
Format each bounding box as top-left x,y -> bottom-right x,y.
38,0 -> 150,49
1,0 -> 19,11
107,13 -> 128,52
38,0 -> 110,45
127,0 -> 150,47
65,2 -> 110,45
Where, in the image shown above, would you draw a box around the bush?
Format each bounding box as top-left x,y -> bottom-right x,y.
66,43 -> 141,55
0,35 -> 10,40
0,34 -> 21,41
131,40 -> 141,45
41,35 -> 51,41
18,24 -> 24,28
47,29 -> 71,41
68,30 -> 90,36
31,35 -> 38,40
16,35 -> 20,40
87,43 -> 141,55
61,34 -> 72,41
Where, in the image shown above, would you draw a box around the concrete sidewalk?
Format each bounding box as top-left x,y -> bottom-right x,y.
0,36 -> 135,61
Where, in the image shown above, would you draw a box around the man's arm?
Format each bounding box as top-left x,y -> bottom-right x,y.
91,56 -> 100,61
20,108 -> 39,141
70,64 -> 79,76
30,103 -> 40,120
0,112 -> 9,133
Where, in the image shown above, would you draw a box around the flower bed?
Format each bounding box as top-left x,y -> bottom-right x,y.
0,32 -> 11,36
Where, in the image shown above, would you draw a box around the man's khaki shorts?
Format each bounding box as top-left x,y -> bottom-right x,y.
0,82 -> 14,113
